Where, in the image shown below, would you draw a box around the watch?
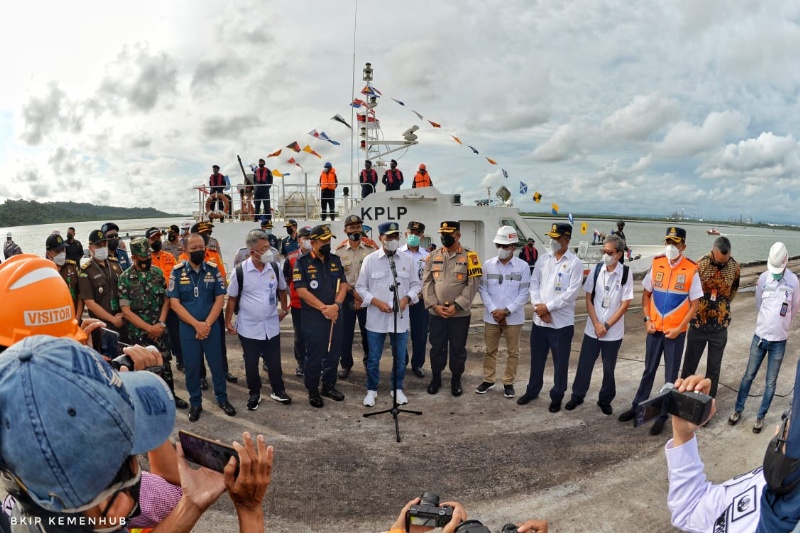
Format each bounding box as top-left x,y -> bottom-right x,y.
157,321 -> 166,327
643,316 -> 651,323
504,309 -> 512,317
603,322 -> 611,330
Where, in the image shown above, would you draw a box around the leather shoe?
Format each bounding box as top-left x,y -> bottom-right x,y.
174,396 -> 189,409
338,367 -> 351,379
217,401 -> 236,417
549,400 -> 562,413
188,405 -> 202,422
516,392 -> 538,405
650,417 -> 666,436
427,379 -> 441,395
321,384 -> 345,401
225,372 -> 238,384
565,398 -> 583,411
412,367 -> 425,378
598,402 -> 613,415
308,390 -> 324,408
618,409 -> 637,422
451,383 -> 463,397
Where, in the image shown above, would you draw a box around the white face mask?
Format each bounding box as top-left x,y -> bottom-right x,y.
301,239 -> 312,251
93,247 -> 109,261
497,248 -> 512,260
53,251 -> 67,266
259,249 -> 275,264
602,253 -> 617,266
549,239 -> 562,254
665,244 -> 680,261
384,239 -> 400,253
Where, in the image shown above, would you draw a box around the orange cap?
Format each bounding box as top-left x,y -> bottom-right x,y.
0,254 -> 88,347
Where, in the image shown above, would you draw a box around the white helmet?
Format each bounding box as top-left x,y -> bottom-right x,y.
768,242 -> 789,274
493,225 -> 518,245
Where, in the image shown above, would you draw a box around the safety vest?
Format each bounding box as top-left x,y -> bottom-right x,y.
384,169 -> 403,187
648,254 -> 698,333
413,171 -> 432,188
209,173 -> 225,188
151,251 -> 177,282
360,168 -> 378,185
320,169 -> 337,190
287,249 -> 303,308
254,167 -> 271,184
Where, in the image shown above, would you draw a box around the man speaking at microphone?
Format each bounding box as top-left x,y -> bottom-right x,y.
355,222 -> 422,407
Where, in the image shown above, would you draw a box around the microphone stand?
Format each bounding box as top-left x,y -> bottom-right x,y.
363,249 -> 422,442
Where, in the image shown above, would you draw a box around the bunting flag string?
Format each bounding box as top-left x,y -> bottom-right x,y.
308,130 -> 341,146
287,157 -> 303,170
533,192 -> 542,203
331,114 -> 352,129
581,222 -> 588,234
267,149 -> 282,158
286,142 -> 301,153
391,98 -> 405,106
519,182 -> 528,194
451,135 -> 462,145
468,146 -> 479,154
271,169 -> 284,177
302,145 -> 322,159
551,203 -> 559,215
351,98 -> 367,108
428,120 -> 441,128
486,157 -> 497,165
502,169 -> 508,179
568,213 -> 574,225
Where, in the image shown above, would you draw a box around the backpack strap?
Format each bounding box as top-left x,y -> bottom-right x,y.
233,264 -> 244,315
590,262 -> 602,303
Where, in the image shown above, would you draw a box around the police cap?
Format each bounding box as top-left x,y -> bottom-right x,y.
439,221 -> 460,234
309,225 -> 335,240
46,234 -> 66,252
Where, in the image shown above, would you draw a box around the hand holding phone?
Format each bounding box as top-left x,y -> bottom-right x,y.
179,430 -> 240,477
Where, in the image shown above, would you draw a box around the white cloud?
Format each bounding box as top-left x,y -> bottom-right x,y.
531,124 -> 581,162
601,94 -> 680,141
655,111 -> 749,158
700,132 -> 800,179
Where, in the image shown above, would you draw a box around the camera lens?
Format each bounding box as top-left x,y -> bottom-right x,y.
419,492 -> 440,507
453,519 -> 491,533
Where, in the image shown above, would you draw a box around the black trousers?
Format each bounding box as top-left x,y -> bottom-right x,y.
239,334 -> 284,396
199,314 -> 230,379
361,184 -> 374,198
340,296 -> 368,369
302,311 -> 342,391
254,186 -> 271,219
570,334 -> 622,406
320,189 -> 336,220
291,307 -> 306,365
525,324 -> 574,403
632,331 -> 685,419
428,314 -> 470,384
681,327 -> 728,397
166,309 -> 183,366
408,300 -> 429,369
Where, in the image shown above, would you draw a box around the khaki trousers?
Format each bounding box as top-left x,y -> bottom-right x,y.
483,322 -> 522,385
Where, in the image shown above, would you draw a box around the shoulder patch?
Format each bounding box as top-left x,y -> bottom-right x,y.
81,262 -> 91,270
206,260 -> 217,267
362,237 -> 378,249
108,256 -> 119,262
467,251 -> 482,278
335,240 -> 348,249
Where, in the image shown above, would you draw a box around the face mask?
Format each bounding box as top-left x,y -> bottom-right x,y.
384,239 -> 400,253
137,258 -> 152,271
287,227 -> 295,236
603,253 -> 617,266
260,250 -> 275,264
763,431 -> 800,495
347,232 -> 361,242
264,229 -> 273,235
53,251 -> 67,266
497,248 -> 512,260
189,250 -> 206,265
107,238 -> 119,253
168,232 -> 177,242
301,239 -> 312,251
440,234 -> 456,248
318,243 -> 331,256
665,244 -> 680,261
772,272 -> 784,281
93,247 -> 109,261
67,234 -> 75,241
201,234 -> 210,245
549,240 -> 562,254
406,234 -> 421,247
151,240 -> 163,253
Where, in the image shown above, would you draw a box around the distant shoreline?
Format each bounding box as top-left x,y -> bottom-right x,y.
522,212 -> 799,232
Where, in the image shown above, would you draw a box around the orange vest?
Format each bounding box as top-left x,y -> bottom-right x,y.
413,171 -> 432,188
648,254 -> 697,333
151,251 -> 177,282
179,249 -> 227,281
320,169 -> 337,190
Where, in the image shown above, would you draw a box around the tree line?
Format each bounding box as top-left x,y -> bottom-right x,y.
0,199 -> 180,227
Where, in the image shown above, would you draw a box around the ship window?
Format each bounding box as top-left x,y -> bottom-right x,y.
501,219 -> 526,247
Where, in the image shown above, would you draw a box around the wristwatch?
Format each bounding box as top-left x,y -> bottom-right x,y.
643,316 -> 651,323
504,309 -> 511,317
603,322 -> 611,330
157,321 -> 166,327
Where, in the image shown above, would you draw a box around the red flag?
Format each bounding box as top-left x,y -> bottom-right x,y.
267,149 -> 281,158
428,120 -> 441,128
286,142 -> 301,152
287,157 -> 303,169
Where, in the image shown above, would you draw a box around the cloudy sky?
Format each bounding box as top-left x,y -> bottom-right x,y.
1,0 -> 799,223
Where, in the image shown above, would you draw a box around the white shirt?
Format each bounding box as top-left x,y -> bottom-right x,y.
478,255 -> 531,325
529,249 -> 584,329
356,247 -> 422,334
754,269 -> 800,341
399,244 -> 429,288
583,262 -> 634,341
226,258 -> 287,340
666,435 -> 764,533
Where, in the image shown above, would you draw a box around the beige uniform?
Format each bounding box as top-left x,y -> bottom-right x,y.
334,238 -> 378,286
422,245 -> 482,318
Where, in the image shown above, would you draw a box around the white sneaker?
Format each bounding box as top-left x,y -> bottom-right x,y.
363,390 -> 378,407
391,389 -> 408,405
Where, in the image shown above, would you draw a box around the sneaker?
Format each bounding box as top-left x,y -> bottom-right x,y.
753,418 -> 764,433
728,411 -> 742,425
391,389 -> 408,405
363,390 -> 378,407
650,417 -> 666,436
504,385 -> 515,398
270,391 -> 292,404
295,365 -> 304,376
565,398 -> 583,411
475,382 -> 495,394
618,409 -> 636,422
246,394 -> 262,411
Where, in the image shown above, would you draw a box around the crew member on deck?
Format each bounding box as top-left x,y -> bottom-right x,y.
412,164 -> 432,188
209,164 -> 227,212
382,159 -> 404,191
253,158 -> 273,221
360,160 -> 378,198
320,162 -> 337,221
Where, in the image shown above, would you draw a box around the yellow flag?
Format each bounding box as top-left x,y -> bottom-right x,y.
581,222 -> 588,234
272,169 -> 283,177
533,192 -> 542,203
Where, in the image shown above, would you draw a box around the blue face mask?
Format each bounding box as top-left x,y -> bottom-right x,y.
406,234 -> 421,247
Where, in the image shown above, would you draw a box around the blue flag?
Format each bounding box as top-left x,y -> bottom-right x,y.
468,146 -> 479,155
568,213 -> 574,225
502,168 -> 508,179
519,181 -> 528,194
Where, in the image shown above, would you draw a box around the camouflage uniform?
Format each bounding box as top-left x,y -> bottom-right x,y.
60,260 -> 81,313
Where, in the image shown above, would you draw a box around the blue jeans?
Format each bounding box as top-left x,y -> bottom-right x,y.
735,335 -> 787,418
366,330 -> 408,391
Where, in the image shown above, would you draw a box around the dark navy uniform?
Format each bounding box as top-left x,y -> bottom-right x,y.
293,249 -> 346,391
280,234 -> 299,256
167,261 -> 228,408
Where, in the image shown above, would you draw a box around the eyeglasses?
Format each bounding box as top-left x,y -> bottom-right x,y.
602,250 -> 618,255
495,244 -> 515,249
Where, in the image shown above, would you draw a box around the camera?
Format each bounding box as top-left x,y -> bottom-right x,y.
454,520 -> 519,533
110,345 -> 164,376
635,382 -> 713,427
407,492 -> 454,528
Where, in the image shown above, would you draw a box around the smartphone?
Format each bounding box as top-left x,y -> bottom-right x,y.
179,430 -> 240,476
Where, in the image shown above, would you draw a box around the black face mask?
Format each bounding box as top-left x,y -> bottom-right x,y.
189,250 -> 206,265
763,416 -> 800,495
318,243 -> 331,256
107,238 -> 119,252
67,234 -> 75,241
441,234 -> 456,248
168,232 -> 177,242
347,232 -> 361,242
137,258 -> 152,271
151,240 -> 163,252
201,234 -> 210,246
287,227 -> 294,235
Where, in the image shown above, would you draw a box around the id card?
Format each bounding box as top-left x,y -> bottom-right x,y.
601,295 -> 611,308
781,302 -> 789,317
270,291 -> 276,306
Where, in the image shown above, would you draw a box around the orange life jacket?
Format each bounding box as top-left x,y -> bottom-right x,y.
360,168 -> 378,185
209,173 -> 225,188
287,249 -> 303,308
254,167 -> 271,184
320,169 -> 337,190
151,251 -> 177,282
413,171 -> 432,188
648,254 -> 698,333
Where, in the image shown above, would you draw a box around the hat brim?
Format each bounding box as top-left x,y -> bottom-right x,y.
665,236 -> 683,244
50,243 -> 67,251
117,370 -> 176,455
439,228 -> 457,234
382,230 -> 401,236
768,262 -> 786,274
313,232 -> 335,240
283,222 -> 295,227
545,231 -> 561,238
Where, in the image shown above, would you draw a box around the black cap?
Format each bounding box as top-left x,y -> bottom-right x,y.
169,224 -> 180,233
46,234 -> 66,251
365,160 -> 372,165
284,219 -> 297,227
390,159 -> 397,164
145,227 -> 162,240
407,221 -> 425,232
88,230 -> 107,244
439,221 -> 460,234
297,226 -> 313,238
665,227 -> 686,243
379,222 -> 401,235
212,165 -> 220,170
101,222 -> 119,234
545,223 -> 572,238
191,221 -> 213,234
309,225 -> 335,240
260,219 -> 274,229
617,219 -> 625,227
343,215 -> 363,227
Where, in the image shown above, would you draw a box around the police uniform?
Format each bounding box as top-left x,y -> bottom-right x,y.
261,222 -> 280,250
399,221 -> 429,374
293,225 -> 347,395
167,258 -> 229,409
334,214 -> 378,374
421,221 -> 482,394
78,229 -> 125,357
163,225 -> 183,260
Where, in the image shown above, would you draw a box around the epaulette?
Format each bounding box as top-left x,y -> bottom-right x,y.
467,250 -> 482,278
362,237 -> 378,249
81,262 -> 92,270
174,261 -> 186,268
66,259 -> 77,265
335,240 -> 349,250
425,254 -> 432,263
108,256 -> 119,262
206,261 -> 217,268
683,257 -> 698,266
